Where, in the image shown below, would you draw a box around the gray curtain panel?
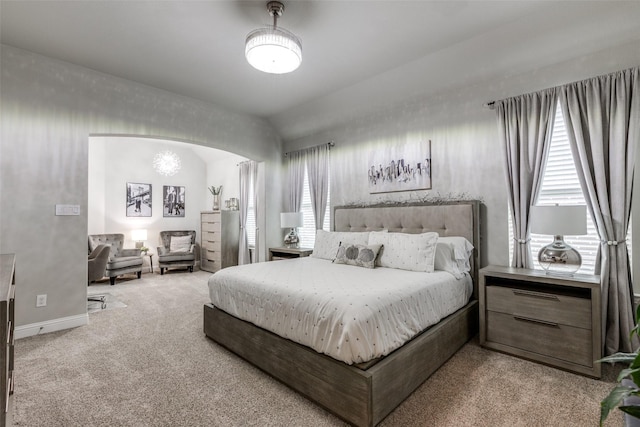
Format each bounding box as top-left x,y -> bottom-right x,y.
559,67 -> 640,354
496,89 -> 558,268
287,150 -> 305,212
306,144 -> 330,230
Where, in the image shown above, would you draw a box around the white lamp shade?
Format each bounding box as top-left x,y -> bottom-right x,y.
281,212 -> 304,228
530,205 -> 587,236
131,229 -> 148,242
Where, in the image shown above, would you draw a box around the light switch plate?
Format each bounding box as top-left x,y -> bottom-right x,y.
55,204 -> 80,216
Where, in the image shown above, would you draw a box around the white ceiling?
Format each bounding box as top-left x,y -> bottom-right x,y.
2,1 -> 640,141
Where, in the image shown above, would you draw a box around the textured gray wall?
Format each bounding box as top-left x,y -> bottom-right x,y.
0,45 -> 283,329
283,40 -> 640,272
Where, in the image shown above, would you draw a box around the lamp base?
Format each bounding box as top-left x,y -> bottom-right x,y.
135,241 -> 144,249
538,235 -> 581,276
284,228 -> 299,248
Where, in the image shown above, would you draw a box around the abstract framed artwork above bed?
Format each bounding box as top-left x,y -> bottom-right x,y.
368,140 -> 431,194
203,201 -> 480,426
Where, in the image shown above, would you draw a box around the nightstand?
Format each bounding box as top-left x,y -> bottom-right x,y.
479,265 -> 601,378
269,247 -> 313,261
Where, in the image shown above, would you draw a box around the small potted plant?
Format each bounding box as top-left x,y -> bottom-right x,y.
140,246 -> 149,255
208,185 -> 222,210
599,304 -> 640,426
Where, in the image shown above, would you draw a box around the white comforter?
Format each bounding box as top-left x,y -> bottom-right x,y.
208,257 -> 472,365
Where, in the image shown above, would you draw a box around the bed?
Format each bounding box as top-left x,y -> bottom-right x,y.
203,201 -> 480,426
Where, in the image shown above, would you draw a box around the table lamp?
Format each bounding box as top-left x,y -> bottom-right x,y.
530,205 -> 587,276
131,229 -> 148,249
281,212 -> 304,248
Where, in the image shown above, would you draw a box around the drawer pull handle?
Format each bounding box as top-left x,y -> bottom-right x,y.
512,290 -> 559,300
513,315 -> 559,328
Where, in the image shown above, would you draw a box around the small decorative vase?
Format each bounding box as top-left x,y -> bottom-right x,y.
212,194 -> 220,211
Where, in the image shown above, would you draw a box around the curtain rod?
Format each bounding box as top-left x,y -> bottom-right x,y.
284,141 -> 335,157
483,66 -> 639,112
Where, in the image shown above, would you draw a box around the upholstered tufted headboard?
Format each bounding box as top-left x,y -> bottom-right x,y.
334,201 -> 481,297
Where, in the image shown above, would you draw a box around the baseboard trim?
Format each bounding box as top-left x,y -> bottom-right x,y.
15,313 -> 89,339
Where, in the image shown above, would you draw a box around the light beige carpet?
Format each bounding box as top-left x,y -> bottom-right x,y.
14,270 -> 625,426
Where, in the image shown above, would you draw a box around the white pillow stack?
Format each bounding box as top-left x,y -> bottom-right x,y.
310,229 -> 473,277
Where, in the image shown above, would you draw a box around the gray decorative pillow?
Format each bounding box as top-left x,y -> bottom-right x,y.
333,242 -> 383,269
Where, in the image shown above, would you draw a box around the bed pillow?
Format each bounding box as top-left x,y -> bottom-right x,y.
434,236 -> 474,278
333,243 -> 383,269
312,230 -> 370,260
169,235 -> 192,253
369,232 -> 438,272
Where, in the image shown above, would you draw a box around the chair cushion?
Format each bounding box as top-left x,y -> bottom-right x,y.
169,235 -> 193,253
158,252 -> 195,263
108,256 -> 143,269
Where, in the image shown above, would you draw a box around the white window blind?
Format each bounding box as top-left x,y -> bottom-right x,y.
298,165 -> 330,249
509,101 -> 631,274
246,181 -> 256,247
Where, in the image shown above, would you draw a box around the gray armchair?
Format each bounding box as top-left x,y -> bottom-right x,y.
157,230 -> 196,275
87,244 -> 110,308
88,244 -> 110,284
88,234 -> 143,285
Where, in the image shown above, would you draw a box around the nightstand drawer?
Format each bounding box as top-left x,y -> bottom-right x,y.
487,311 -> 593,367
486,285 -> 591,329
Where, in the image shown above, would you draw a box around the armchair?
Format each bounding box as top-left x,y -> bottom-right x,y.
88,244 -> 110,284
157,230 -> 196,275
88,234 -> 143,285
87,244 -> 110,309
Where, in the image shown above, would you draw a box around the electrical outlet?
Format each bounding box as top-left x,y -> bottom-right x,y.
36,294 -> 47,307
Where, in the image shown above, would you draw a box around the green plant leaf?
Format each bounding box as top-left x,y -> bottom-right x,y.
618,367 -> 640,382
598,352 -> 638,364
601,385 -> 636,426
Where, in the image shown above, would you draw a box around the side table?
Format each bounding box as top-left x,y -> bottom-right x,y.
142,253 -> 154,273
269,247 -> 313,261
479,265 -> 601,378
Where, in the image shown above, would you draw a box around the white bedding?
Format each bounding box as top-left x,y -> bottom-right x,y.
208,257 -> 472,365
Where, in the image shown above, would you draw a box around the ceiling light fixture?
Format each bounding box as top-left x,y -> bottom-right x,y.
153,150 -> 181,176
245,1 -> 302,74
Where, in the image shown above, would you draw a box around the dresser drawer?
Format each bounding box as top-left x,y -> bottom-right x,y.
202,212 -> 221,223
205,249 -> 221,262
203,240 -> 221,252
486,285 -> 591,329
487,311 -> 593,367
202,230 -> 221,243
202,222 -> 221,232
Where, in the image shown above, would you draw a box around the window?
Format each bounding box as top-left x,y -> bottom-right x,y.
298,165 -> 330,249
246,181 -> 256,247
509,101 -> 631,274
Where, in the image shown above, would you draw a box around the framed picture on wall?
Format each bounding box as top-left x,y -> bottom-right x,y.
126,182 -> 152,217
163,185 -> 185,217
368,140 -> 431,194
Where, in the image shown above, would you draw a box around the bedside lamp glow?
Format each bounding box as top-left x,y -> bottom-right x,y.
131,229 -> 148,249
281,212 -> 304,248
530,205 -> 587,276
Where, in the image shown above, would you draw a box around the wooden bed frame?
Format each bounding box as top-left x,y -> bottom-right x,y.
204,201 -> 480,426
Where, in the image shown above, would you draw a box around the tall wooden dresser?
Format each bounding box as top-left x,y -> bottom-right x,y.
0,254 -> 15,426
200,211 -> 239,273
